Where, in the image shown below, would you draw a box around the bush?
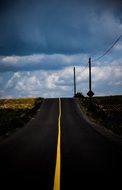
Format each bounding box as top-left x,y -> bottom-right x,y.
75,92 -> 84,98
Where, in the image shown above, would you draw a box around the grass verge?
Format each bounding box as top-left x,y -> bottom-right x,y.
0,97 -> 43,141
77,95 -> 122,136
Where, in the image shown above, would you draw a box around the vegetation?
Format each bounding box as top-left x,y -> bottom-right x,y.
77,95 -> 122,135
74,92 -> 84,98
0,97 -> 43,139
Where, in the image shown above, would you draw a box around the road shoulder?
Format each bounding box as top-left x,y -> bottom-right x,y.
75,99 -> 122,146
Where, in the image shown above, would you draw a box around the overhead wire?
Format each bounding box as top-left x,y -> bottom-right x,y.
91,35 -> 122,95
78,35 -> 122,75
77,35 -> 122,95
79,35 -> 122,75
92,35 -> 122,62
80,62 -> 89,73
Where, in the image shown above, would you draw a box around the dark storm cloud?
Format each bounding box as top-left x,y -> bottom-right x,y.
0,0 -> 121,55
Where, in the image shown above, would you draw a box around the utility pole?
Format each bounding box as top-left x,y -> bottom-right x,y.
74,67 -> 76,97
87,57 -> 94,102
89,57 -> 91,93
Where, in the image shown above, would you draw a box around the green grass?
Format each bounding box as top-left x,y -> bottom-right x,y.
0,97 -> 43,138
78,95 -> 122,135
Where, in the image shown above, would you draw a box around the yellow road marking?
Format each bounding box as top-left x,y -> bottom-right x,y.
53,98 -> 61,190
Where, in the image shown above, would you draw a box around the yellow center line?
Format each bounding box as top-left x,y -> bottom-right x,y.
53,98 -> 61,190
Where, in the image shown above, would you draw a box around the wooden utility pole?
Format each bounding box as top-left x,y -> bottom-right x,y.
87,58 -> 94,102
89,57 -> 91,93
74,67 -> 76,97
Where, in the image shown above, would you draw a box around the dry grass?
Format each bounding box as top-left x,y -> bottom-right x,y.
0,97 -> 43,139
78,95 -> 122,135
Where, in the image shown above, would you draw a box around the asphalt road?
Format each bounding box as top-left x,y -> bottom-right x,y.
0,98 -> 122,189
61,98 -> 122,189
0,99 -> 59,188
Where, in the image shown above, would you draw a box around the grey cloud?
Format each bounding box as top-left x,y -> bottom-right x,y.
0,0 -> 121,55
0,52 -> 121,73
0,54 -> 89,72
1,64 -> 122,98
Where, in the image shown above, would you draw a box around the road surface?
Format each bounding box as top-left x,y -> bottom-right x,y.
0,98 -> 122,189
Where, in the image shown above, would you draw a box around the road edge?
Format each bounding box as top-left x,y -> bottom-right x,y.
0,99 -> 45,144
74,99 -> 122,146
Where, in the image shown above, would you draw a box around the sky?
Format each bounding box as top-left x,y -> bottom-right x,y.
0,0 -> 122,98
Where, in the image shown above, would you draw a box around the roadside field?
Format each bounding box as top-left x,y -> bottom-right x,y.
0,97 -> 43,139
78,95 -> 122,135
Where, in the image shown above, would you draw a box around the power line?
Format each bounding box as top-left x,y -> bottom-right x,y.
92,35 -> 122,62
80,62 -> 89,74
80,35 -> 122,75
